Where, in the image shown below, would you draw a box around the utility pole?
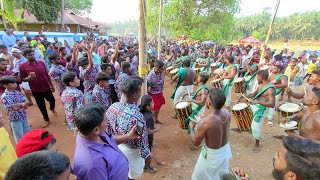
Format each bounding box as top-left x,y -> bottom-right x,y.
260,0 -> 280,61
138,0 -> 148,95
61,0 -> 65,30
157,0 -> 163,61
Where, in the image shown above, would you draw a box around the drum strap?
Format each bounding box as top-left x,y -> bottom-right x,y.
253,83 -> 275,100
273,73 -> 286,95
170,68 -> 187,99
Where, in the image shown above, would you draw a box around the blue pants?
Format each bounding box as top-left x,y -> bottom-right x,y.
10,118 -> 30,143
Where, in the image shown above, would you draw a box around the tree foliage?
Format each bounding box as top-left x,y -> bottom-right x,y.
234,10 -> 320,41
65,0 -> 93,15
1,0 -> 25,29
107,20 -> 138,36
146,0 -> 240,42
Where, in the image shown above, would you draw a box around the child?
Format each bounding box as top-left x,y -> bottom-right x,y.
92,72 -> 111,111
48,53 -> 67,96
61,72 -> 85,131
101,63 -> 118,103
139,95 -> 160,173
0,76 -> 29,143
304,59 -> 316,81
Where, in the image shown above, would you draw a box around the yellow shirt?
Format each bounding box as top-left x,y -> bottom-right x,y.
307,63 -> 316,74
284,65 -> 300,82
0,128 -> 17,179
37,43 -> 46,58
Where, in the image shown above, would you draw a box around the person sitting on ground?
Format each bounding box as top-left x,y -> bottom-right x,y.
5,151 -> 76,180
15,129 -> 57,158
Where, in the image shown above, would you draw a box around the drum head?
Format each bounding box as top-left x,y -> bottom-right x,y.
234,77 -> 244,83
194,68 -> 200,71
278,103 -> 301,113
166,66 -> 173,70
260,65 -> 270,70
213,69 -> 225,75
170,69 -> 178,73
210,63 -> 217,67
232,103 -> 248,110
175,101 -> 189,109
211,79 -> 220,83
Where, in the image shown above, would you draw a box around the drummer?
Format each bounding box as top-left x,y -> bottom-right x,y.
286,69 -> 320,102
171,59 -> 195,119
266,65 -> 288,126
282,86 -> 320,142
220,56 -> 237,109
184,72 -> 210,126
242,59 -> 259,94
240,70 -> 276,153
198,51 -> 211,73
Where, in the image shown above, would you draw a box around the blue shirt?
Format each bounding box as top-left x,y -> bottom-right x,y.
73,132 -> 129,180
2,34 -> 16,48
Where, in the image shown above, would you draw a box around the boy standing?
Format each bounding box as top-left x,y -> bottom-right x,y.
48,53 -> 67,96
0,76 -> 29,142
92,72 -> 111,111
61,72 -> 85,131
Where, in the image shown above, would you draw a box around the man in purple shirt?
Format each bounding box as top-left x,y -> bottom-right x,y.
19,49 -> 56,128
73,103 -> 139,180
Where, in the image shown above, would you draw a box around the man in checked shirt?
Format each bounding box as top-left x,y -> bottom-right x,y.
106,76 -> 152,180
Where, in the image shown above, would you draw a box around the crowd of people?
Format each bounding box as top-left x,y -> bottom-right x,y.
0,28 -> 320,179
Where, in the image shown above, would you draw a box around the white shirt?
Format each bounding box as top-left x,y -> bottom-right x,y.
296,63 -> 307,78
241,54 -> 251,68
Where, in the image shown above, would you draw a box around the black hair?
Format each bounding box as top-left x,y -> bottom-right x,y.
281,137 -> 320,179
209,88 -> 226,109
0,57 -> 6,63
312,69 -> 320,75
154,60 -> 164,68
100,63 -> 116,79
122,76 -> 143,95
182,59 -> 191,67
101,55 -> 108,63
0,45 -> 7,49
139,95 -> 153,113
61,72 -> 77,86
226,56 -> 234,63
0,76 -> 17,85
48,53 -> 59,62
66,55 -> 72,63
121,61 -> 131,72
23,49 -> 34,57
38,131 -> 57,151
95,72 -> 110,84
5,151 -> 70,180
200,72 -> 209,84
275,64 -> 284,72
74,103 -> 105,135
59,47 -> 65,52
256,70 -> 269,81
77,57 -> 89,67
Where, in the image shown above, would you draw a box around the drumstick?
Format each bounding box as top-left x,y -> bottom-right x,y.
288,73 -> 291,87
187,88 -> 191,99
241,94 -> 251,102
304,86 -> 307,96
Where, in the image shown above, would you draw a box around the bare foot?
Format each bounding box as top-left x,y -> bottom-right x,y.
230,128 -> 242,133
155,120 -> 165,124
156,160 -> 166,165
51,110 -> 58,116
252,146 -> 261,153
26,102 -> 34,106
273,135 -> 284,140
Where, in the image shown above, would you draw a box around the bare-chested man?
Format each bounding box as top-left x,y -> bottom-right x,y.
171,59 -> 195,118
242,59 -> 259,94
189,88 -> 232,179
282,86 -> 320,142
221,56 -> 237,109
184,72 -> 209,125
241,70 -> 276,152
266,65 -> 288,126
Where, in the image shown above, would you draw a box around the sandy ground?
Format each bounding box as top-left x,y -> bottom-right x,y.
2,76 -> 303,180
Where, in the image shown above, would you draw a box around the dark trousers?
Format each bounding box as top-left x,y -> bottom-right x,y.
110,84 -> 119,103
32,90 -> 55,121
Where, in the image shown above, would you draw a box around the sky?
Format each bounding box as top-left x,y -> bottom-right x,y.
89,0 -> 320,23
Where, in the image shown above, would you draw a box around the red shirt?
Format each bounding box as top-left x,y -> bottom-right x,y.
19,61 -> 51,92
0,70 -> 21,95
60,57 -> 67,67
